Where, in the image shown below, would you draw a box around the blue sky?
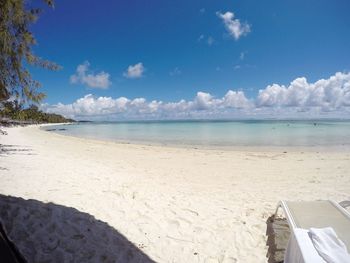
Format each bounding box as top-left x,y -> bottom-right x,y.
31,0 -> 350,119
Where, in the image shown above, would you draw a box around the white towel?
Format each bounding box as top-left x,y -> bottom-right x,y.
284,228 -> 326,263
310,227 -> 350,263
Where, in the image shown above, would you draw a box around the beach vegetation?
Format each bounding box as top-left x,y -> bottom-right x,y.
0,101 -> 74,123
0,0 -> 60,105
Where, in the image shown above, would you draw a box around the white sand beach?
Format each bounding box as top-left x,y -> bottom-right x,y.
0,125 -> 350,262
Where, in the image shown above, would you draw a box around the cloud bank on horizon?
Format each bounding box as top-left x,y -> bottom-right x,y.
43,72 -> 350,120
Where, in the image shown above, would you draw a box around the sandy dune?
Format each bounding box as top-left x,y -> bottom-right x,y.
0,125 -> 349,262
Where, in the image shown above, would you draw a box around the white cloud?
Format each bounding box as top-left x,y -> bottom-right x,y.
223,90 -> 250,108
43,94 -> 130,117
70,61 -> 111,89
43,72 -> 350,120
43,90 -> 251,120
256,72 -> 350,110
193,92 -> 215,110
123,63 -> 145,79
217,11 -> 250,40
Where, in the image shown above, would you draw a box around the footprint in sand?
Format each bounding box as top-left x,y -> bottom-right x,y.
181,208 -> 199,216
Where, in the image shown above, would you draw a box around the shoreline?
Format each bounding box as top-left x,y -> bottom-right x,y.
39,123 -> 350,153
1,125 -> 350,262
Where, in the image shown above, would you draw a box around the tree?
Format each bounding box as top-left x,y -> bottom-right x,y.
0,0 -> 60,105
0,101 -> 75,123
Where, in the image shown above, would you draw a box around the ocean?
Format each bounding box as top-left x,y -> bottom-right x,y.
45,120 -> 350,149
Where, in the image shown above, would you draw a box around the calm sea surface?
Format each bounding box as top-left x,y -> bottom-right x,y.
45,120 -> 350,149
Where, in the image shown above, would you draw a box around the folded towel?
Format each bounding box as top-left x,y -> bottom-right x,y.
310,227 -> 350,263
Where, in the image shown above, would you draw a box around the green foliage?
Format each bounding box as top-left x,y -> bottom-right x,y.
0,101 -> 74,123
0,0 -> 60,104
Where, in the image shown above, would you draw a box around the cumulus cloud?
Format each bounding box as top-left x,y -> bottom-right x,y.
223,90 -> 250,108
256,72 -> 350,110
42,90 -> 251,120
43,72 -> 350,120
70,61 -> 111,89
217,11 -> 250,40
43,94 -> 129,117
123,63 -> 145,79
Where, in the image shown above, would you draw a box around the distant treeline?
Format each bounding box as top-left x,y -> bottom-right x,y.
0,101 -> 74,124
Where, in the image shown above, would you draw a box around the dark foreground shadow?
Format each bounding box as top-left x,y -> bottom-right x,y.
0,195 -> 155,263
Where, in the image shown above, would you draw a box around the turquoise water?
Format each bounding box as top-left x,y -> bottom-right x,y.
46,120 -> 350,148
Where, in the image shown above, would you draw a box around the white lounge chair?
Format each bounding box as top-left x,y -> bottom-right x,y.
273,200 -> 350,263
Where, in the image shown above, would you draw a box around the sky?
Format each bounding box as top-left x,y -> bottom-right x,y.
30,0 -> 350,120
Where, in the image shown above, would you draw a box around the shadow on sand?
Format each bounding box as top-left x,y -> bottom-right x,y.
0,144 -> 35,171
0,144 -> 34,156
0,195 -> 155,263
